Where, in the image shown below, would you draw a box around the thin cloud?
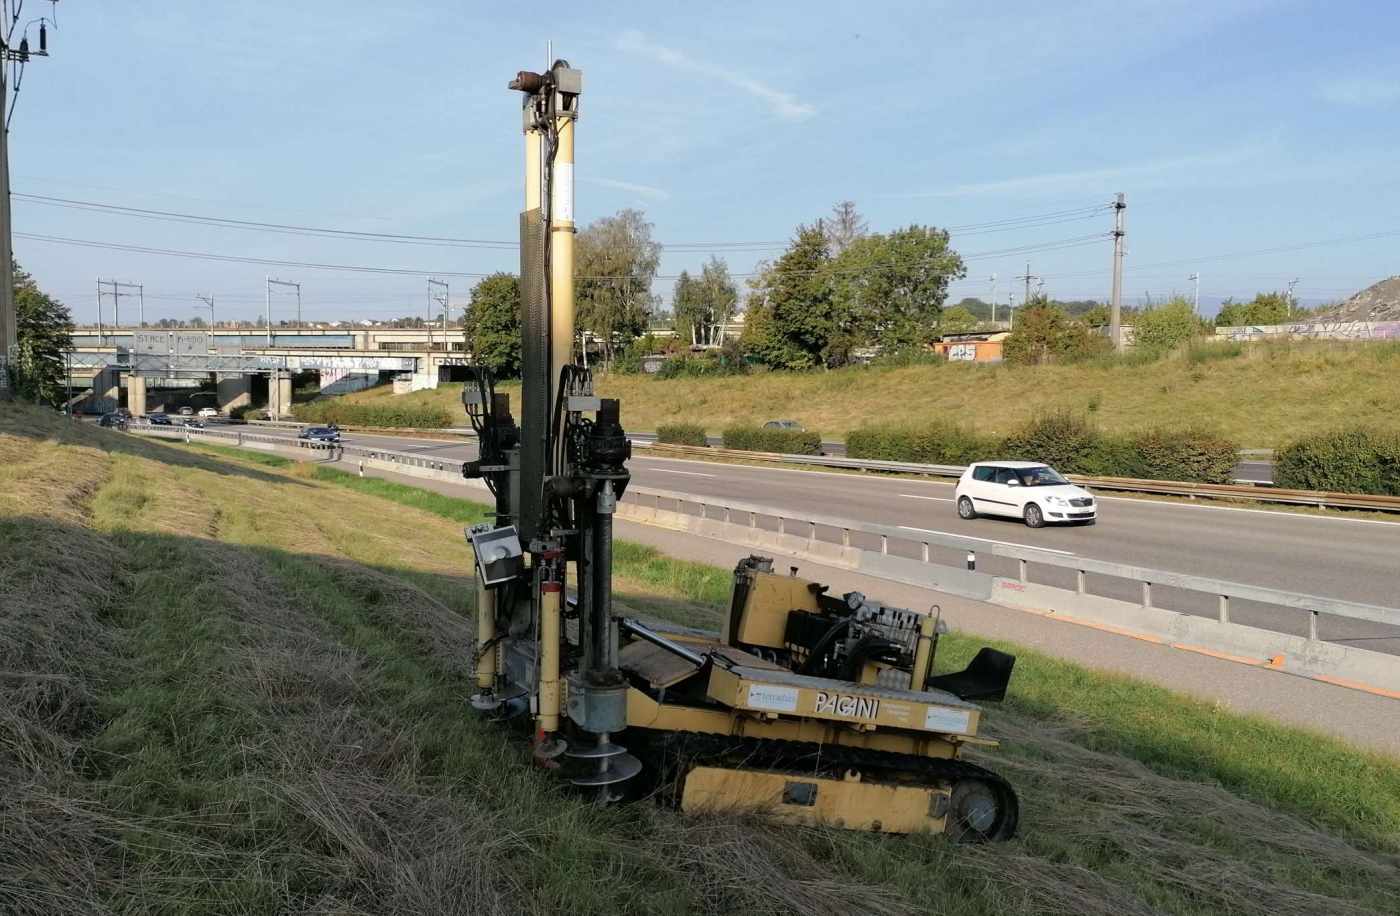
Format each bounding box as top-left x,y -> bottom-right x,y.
1315,76 -> 1400,107
615,30 -> 815,121
897,149 -> 1260,199
584,177 -> 671,201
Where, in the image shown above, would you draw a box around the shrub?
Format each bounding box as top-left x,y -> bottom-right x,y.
722,425 -> 822,455
847,422 -> 995,465
1185,340 -> 1245,365
655,349 -> 748,379
999,411 -> 1118,475
290,400 -> 452,428
1123,428 -> 1239,484
1134,298 -> 1206,356
1275,429 -> 1400,495
656,423 -> 708,447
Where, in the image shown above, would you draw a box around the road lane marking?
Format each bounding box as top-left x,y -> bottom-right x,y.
650,469 -> 716,478
897,526 -> 1076,556
900,493 -> 953,502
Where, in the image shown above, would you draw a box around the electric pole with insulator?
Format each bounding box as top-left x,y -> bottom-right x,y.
1109,192 -> 1126,350
0,0 -> 59,400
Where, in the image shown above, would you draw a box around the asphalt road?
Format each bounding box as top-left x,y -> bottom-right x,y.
247,425 -> 1397,651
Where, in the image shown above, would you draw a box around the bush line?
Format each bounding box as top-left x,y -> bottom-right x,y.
656,422 -> 708,447
291,400 -> 452,429
721,425 -> 823,455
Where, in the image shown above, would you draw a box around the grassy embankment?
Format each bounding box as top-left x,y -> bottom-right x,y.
329,340 -> 1400,447
4,403 -> 1399,915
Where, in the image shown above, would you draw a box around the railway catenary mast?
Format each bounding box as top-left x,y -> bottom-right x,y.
463,56 -> 1022,837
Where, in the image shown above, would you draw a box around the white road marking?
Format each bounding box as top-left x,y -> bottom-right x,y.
897,526 -> 1077,556
900,493 -> 953,502
651,468 -> 716,478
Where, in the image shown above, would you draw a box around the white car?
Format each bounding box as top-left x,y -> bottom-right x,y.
954,461 -> 1096,528
197,407 -> 219,419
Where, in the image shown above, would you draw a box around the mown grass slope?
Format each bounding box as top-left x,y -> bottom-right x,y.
336,340 -> 1400,446
3,404 -> 1398,915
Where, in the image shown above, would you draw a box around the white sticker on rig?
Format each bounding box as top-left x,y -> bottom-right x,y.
924,706 -> 972,733
746,684 -> 799,713
552,163 -> 574,222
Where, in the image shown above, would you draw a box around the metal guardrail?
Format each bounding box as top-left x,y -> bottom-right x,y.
127,424 -> 1399,642
622,483 -> 1400,635
635,442 -> 1400,513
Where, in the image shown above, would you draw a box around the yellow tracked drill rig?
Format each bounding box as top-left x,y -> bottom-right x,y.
463,56 -> 1019,841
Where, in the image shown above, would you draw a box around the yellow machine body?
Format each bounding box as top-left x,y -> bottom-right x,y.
607,557 -> 1020,839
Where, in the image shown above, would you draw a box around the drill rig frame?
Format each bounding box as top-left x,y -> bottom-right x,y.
465,57 -> 1021,839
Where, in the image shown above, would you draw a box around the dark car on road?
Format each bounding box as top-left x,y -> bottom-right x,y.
298,425 -> 341,444
97,412 -> 126,428
147,413 -> 174,426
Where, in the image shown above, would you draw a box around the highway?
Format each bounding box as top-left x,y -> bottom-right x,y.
244,424 -> 1397,651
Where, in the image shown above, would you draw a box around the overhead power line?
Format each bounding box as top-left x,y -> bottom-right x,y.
13,190 -> 1112,252
17,229 -> 1111,283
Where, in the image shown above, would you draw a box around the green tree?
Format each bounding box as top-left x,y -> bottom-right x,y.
10,263 -> 73,406
671,271 -> 700,345
939,305 -> 977,333
747,223 -> 835,369
575,209 -> 661,364
1002,300 -> 1108,365
463,273 -> 522,377
672,257 -> 738,347
830,225 -> 965,357
1215,291 -> 1291,326
1133,297 -> 1205,355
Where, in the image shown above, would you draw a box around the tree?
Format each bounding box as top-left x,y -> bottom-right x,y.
1133,297 -> 1205,355
464,273 -> 522,377
10,263 -> 73,406
673,256 -> 738,348
1002,300 -> 1108,365
575,208 -> 662,365
1215,291 -> 1290,327
829,225 -> 966,356
747,222 -> 835,369
825,200 -> 868,255
940,305 -> 977,333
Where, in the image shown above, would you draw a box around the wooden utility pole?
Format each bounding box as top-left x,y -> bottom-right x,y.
1110,192 -> 1126,350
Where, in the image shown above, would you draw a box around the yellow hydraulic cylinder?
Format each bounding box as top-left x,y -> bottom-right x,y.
548,110 -> 576,402
912,613 -> 938,690
538,579 -> 563,733
475,578 -> 497,691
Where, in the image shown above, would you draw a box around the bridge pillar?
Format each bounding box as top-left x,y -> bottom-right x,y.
411,355 -> 438,391
127,373 -> 148,417
267,371 -> 294,418
92,367 -> 121,414
216,373 -> 252,414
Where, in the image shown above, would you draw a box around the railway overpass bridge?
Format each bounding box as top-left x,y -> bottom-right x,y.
65,326 -> 472,416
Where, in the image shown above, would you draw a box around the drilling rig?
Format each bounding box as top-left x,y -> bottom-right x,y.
464,57 -> 1021,839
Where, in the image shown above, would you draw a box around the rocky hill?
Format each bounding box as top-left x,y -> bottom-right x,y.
1320,276 -> 1400,321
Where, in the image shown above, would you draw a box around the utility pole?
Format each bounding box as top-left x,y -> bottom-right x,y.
987,274 -> 997,325
195,293 -> 214,349
98,279 -> 141,332
428,277 -> 449,344
1287,277 -> 1300,318
94,277 -> 104,343
1110,192 -> 1126,351
1016,262 -> 1040,305
1189,272 -> 1200,314
0,1 -> 59,400
265,277 -> 299,342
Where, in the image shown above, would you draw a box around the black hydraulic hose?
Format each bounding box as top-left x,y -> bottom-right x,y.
799,617 -> 852,676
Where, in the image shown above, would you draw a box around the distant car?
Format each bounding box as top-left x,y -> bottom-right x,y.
147,413 -> 174,426
181,417 -> 206,429
954,461 -> 1097,528
763,419 -> 805,431
97,412 -> 124,428
178,406 -> 194,416
197,407 -> 219,419
298,425 -> 341,444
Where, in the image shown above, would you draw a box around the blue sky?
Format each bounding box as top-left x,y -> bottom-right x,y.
12,0 -> 1400,323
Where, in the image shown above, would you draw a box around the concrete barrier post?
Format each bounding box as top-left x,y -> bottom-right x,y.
1218,595 -> 1230,624
1142,581 -> 1153,608
1077,569 -> 1086,594
921,542 -> 929,563
966,551 -> 976,571
1308,610 -> 1318,641
1018,558 -> 1028,582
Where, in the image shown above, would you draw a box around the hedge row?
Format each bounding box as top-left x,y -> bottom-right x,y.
656,422 -> 708,447
848,412 -> 1240,484
290,400 -> 452,429
1275,429 -> 1400,496
721,426 -> 823,455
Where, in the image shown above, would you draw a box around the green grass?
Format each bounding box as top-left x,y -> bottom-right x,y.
188,441 -> 294,467
5,404 -> 1399,915
326,339 -> 1400,447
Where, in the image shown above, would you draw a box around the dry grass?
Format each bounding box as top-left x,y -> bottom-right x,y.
3,403 -> 1398,915
338,339 -> 1400,447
